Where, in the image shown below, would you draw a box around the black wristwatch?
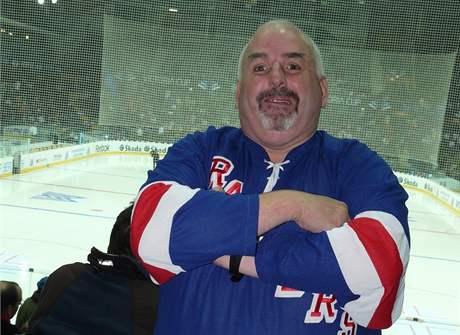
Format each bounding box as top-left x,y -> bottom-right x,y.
229,255 -> 244,282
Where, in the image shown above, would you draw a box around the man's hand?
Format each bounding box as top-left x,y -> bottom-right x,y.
259,190 -> 349,235
292,192 -> 349,233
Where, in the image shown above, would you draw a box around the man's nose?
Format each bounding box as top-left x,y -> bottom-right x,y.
269,63 -> 286,87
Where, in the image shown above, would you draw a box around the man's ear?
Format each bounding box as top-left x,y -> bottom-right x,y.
235,80 -> 241,107
319,77 -> 329,108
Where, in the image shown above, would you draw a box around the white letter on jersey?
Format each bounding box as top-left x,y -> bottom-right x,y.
305,293 -> 338,324
274,285 -> 305,298
209,156 -> 243,194
337,312 -> 357,335
209,156 -> 234,189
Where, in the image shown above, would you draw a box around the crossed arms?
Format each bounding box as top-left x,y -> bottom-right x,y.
130,134 -> 410,329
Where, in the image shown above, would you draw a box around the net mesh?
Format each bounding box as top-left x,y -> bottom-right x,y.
1,0 -> 459,184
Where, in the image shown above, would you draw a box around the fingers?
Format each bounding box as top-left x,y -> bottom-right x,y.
296,194 -> 350,233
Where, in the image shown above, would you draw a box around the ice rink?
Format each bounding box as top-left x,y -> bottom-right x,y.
1,155 -> 459,334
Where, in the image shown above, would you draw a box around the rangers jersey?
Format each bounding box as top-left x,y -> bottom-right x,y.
131,126 -> 410,335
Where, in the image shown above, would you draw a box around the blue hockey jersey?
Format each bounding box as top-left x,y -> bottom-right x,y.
131,127 -> 410,335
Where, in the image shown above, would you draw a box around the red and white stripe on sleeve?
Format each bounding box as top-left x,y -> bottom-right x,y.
326,211 -> 410,329
131,181 -> 199,285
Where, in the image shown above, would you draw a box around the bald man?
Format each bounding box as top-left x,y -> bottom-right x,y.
131,20 -> 409,335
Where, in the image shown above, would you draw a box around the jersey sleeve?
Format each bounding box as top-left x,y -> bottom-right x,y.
255,142 -> 410,329
130,131 -> 259,285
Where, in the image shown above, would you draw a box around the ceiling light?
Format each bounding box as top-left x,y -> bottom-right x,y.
168,8 -> 178,13
37,0 -> 45,4
51,0 -> 58,3
26,35 -> 30,39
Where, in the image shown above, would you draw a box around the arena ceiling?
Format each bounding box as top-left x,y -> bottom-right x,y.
1,0 -> 459,54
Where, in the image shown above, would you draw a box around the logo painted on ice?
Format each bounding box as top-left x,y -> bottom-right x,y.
32,191 -> 86,203
208,156 -> 243,195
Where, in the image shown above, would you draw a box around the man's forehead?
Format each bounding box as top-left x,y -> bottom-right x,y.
245,27 -> 310,57
247,51 -> 306,62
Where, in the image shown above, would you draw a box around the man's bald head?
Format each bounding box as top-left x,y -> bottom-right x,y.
238,20 -> 324,80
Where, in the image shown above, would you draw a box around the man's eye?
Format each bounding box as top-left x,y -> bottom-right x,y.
287,63 -> 301,72
253,64 -> 268,73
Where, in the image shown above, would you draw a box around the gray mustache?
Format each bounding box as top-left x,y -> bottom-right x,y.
256,87 -> 299,104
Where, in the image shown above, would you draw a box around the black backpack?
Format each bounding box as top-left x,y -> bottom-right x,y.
29,247 -> 159,335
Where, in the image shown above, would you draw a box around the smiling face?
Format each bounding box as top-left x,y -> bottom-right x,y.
236,23 -> 328,160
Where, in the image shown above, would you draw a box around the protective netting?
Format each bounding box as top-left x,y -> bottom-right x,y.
1,0 -> 459,183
